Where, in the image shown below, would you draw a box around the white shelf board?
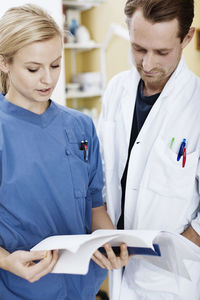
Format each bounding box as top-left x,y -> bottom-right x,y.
63,1 -> 105,10
66,90 -> 103,99
64,42 -> 102,51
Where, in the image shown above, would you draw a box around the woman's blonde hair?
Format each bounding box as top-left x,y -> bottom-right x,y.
0,3 -> 62,94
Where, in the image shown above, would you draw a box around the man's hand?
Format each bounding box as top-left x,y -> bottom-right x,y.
182,226 -> 200,247
92,243 -> 129,270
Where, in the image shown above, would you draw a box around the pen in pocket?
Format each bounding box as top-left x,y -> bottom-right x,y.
170,137 -> 175,149
170,137 -> 187,167
177,138 -> 186,161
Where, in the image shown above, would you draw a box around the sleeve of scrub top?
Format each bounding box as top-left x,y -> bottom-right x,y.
191,159 -> 200,235
87,120 -> 104,208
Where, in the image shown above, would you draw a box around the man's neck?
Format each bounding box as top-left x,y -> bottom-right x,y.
143,81 -> 166,96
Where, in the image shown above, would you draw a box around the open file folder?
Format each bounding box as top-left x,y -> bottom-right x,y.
31,229 -> 200,279
98,243 -> 161,256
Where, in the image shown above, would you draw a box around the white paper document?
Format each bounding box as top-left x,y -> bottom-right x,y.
31,230 -> 200,278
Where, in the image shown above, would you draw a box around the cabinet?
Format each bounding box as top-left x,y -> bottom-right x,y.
63,0 -> 107,122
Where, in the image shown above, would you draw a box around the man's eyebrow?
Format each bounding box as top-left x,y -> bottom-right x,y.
132,43 -> 171,51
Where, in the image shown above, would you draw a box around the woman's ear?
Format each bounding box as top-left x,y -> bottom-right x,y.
0,55 -> 9,73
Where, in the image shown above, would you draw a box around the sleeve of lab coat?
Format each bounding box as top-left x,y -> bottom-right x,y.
97,77 -> 116,203
97,105 -> 107,203
98,69 -> 133,205
191,159 -> 200,235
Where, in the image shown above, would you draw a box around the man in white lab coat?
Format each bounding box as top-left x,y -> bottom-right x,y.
98,0 -> 200,299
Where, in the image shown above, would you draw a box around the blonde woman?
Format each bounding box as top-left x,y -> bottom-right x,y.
0,4 -> 129,300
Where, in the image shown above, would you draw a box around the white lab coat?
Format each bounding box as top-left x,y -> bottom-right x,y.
98,57 -> 200,300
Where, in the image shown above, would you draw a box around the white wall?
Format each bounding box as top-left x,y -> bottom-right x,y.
0,0 -> 65,106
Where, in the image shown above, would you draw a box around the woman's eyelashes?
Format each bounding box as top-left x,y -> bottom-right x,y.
27,65 -> 60,73
51,64 -> 60,69
27,68 -> 37,73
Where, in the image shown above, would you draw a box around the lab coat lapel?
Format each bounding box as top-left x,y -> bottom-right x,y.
120,68 -> 140,144
118,68 -> 140,178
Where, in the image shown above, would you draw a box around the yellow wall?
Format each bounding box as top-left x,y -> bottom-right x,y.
82,0 -> 130,82
184,0 -> 200,76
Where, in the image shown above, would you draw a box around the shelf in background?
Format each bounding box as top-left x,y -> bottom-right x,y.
63,0 -> 106,10
66,90 -> 103,99
64,42 -> 102,51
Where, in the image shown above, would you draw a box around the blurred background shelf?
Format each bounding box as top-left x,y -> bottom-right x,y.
64,42 -> 102,51
63,0 -> 106,10
66,90 -> 103,99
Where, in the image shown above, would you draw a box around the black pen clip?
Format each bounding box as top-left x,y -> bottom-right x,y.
80,140 -> 85,150
80,140 -> 88,162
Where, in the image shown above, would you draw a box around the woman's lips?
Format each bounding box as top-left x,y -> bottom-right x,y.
37,88 -> 51,95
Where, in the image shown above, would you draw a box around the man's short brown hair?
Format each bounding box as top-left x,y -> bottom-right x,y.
125,0 -> 194,41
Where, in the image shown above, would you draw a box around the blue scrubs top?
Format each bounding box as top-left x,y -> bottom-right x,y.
0,94 -> 107,300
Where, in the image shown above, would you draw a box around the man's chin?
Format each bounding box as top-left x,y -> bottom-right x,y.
140,72 -> 165,83
141,76 -> 160,84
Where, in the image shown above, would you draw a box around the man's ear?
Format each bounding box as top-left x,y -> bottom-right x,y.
181,27 -> 195,49
0,55 -> 9,73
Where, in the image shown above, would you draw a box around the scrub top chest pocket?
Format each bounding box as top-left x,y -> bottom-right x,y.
142,137 -> 198,199
65,129 -> 89,199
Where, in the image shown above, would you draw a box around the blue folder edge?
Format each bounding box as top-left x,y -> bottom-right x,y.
99,243 -> 161,256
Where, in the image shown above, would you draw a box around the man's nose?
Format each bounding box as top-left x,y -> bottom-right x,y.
142,52 -> 155,72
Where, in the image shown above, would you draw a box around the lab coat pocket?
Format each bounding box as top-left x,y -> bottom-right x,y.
144,138 -> 198,199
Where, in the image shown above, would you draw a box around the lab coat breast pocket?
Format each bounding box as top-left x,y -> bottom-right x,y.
143,137 -> 198,200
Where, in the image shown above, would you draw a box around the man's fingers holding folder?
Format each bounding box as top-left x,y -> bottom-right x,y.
105,243 -> 129,269
92,250 -> 112,270
92,243 -> 129,270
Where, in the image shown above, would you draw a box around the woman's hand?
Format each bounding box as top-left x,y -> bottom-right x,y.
1,249 -> 59,282
92,243 -> 129,270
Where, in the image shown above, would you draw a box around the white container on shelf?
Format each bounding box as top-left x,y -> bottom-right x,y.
75,25 -> 90,43
66,82 -> 81,92
72,72 -> 102,93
